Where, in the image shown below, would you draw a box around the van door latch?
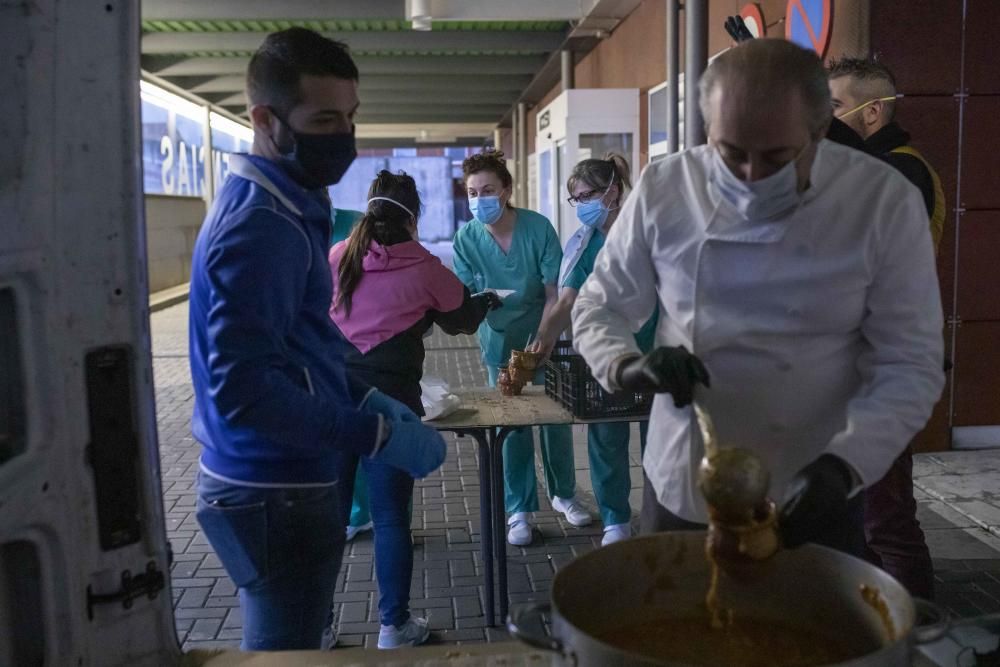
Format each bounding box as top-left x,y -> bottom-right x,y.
87,561 -> 165,619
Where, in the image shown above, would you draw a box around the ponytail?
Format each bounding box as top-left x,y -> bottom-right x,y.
336,170 -> 421,315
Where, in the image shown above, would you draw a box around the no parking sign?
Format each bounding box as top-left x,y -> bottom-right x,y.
785,0 -> 833,57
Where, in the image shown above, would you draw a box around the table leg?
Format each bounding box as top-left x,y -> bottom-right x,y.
464,429 -> 495,627
493,426 -> 514,624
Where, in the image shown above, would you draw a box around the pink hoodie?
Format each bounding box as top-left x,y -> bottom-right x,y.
329,240 -> 465,354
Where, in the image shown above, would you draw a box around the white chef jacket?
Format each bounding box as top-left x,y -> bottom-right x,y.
571,140 -> 944,523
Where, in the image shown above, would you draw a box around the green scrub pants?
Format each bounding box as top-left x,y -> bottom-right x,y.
348,461 -> 371,528
587,421 -> 648,527
487,365 -> 577,514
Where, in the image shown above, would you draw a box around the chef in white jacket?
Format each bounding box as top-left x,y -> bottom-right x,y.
571,38 -> 944,556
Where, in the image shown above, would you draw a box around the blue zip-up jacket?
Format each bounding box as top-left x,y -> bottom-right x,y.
189,154 -> 382,485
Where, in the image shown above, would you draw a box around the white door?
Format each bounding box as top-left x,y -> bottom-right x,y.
1,1 -> 180,665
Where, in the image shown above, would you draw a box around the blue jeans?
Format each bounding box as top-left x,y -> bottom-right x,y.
339,456 -> 415,628
196,473 -> 346,650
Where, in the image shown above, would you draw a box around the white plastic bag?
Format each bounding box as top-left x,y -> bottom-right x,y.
420,376 -> 461,421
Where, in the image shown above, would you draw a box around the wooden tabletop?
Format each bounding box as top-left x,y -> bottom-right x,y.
426,385 -> 649,430
427,385 -> 574,430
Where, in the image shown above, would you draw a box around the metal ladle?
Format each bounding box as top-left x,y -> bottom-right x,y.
694,403 -> 770,525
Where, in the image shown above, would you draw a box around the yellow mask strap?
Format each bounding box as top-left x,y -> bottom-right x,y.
837,96 -> 897,120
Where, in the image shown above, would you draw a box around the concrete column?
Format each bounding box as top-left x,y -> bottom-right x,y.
561,50 -> 575,91
516,102 -> 528,204
666,0 -> 680,153
510,110 -> 520,199
493,128 -> 502,152
684,0 -> 708,147
202,106 -> 215,204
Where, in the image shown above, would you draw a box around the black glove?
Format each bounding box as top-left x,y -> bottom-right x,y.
724,15 -> 755,43
778,454 -> 854,549
616,346 -> 710,408
470,291 -> 503,314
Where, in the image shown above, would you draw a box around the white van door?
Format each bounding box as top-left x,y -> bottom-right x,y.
1,1 -> 180,664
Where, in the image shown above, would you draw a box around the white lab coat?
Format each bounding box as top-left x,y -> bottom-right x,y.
571,141 -> 944,523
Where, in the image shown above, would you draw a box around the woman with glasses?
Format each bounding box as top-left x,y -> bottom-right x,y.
529,152 -> 656,546
452,149 -> 592,546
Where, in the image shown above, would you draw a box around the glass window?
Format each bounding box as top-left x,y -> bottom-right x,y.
579,133 -> 634,171
210,112 -> 252,193
0,289 -> 26,466
139,83 -> 207,197
650,85 -> 667,145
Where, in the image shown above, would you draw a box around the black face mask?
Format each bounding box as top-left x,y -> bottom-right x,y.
270,109 -> 357,189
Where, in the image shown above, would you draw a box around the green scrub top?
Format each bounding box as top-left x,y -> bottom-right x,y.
330,208 -> 364,247
452,207 -> 562,368
561,229 -> 658,354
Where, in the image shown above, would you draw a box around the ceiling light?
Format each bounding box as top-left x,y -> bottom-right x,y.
409,0 -> 432,30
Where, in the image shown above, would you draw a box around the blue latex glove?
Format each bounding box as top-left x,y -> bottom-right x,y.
361,389 -> 421,423
373,421 -> 447,479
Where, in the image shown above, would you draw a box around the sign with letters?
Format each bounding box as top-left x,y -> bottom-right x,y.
140,83 -> 251,198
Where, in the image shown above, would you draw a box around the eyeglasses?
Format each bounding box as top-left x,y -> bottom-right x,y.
566,189 -> 602,207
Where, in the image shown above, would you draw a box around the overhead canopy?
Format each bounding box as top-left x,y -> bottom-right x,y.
140,0 -> 641,147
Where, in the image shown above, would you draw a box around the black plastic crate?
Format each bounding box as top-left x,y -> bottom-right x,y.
544,340 -> 652,419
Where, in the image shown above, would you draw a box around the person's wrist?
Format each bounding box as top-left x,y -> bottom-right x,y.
612,353 -> 643,389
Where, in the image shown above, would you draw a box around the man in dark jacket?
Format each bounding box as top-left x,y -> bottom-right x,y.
829,57 -> 946,600
829,57 -> 945,250
188,28 -> 446,650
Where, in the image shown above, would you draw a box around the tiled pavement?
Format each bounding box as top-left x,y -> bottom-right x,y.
153,301 -> 1000,653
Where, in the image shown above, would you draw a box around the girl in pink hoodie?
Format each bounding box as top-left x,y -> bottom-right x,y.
328,170 -> 499,647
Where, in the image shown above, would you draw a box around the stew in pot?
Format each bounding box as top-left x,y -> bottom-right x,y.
589,611 -> 863,667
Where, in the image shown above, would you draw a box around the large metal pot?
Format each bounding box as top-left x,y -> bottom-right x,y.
508,532 -> 947,666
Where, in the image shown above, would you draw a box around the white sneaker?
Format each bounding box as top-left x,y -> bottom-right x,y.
377,615 -> 430,649
507,512 -> 534,546
345,520 -> 373,542
601,523 -> 632,546
552,495 -> 593,527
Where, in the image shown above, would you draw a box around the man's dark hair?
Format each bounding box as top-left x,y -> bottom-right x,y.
827,56 -> 897,122
246,27 -> 359,116
827,56 -> 896,88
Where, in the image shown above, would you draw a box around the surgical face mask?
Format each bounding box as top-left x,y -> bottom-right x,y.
270,109 -> 357,189
835,96 -> 896,120
709,145 -> 809,222
574,181 -> 616,229
469,195 -> 504,225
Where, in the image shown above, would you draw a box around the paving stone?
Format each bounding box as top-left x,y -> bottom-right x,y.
221,608 -> 242,629
174,607 -> 228,620
454,596 -> 482,618
336,634 -> 367,648
339,601 -> 368,624
188,618 -> 222,641
337,621 -> 380,634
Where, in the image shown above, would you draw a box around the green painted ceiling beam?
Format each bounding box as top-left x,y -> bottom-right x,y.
180,73 -> 532,94
142,30 -> 566,54
144,54 -> 548,77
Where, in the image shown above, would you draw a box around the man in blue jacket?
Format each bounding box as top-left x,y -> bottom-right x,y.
188,28 -> 446,651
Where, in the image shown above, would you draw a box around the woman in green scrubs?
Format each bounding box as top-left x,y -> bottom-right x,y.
452,149 -> 591,546
530,153 -> 654,547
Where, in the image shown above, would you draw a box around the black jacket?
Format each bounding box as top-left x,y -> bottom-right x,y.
343,288 -> 488,415
865,122 -> 936,217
